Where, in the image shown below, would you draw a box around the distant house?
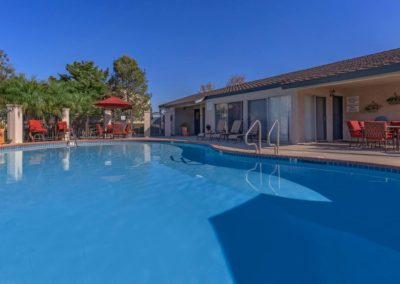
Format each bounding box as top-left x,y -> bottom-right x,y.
159,48 -> 400,143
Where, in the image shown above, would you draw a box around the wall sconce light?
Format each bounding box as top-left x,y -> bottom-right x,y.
329,89 -> 336,97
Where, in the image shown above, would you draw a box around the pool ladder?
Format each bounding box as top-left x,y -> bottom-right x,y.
245,120 -> 262,154
267,120 -> 280,155
245,119 -> 280,155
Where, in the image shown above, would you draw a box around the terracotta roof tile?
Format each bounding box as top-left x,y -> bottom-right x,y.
160,48 -> 400,108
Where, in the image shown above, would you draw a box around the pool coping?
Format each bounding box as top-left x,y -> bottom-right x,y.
1,138 -> 400,174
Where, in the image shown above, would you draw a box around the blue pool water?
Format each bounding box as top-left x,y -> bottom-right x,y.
0,142 -> 400,283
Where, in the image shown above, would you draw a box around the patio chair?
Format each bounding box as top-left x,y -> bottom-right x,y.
105,124 -> 113,138
96,124 -> 105,138
56,121 -> 69,140
113,123 -> 127,138
28,119 -> 47,141
124,123 -> 133,137
364,121 -> 394,151
228,120 -> 244,142
210,120 -> 226,140
346,120 -> 363,147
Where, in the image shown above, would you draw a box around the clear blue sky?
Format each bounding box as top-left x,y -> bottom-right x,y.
3,0 -> 400,108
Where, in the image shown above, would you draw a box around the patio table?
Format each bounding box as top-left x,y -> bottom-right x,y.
388,125 -> 400,151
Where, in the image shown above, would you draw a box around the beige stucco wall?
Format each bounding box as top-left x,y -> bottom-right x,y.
295,80 -> 400,142
296,88 -> 333,143
175,107 -> 195,135
341,82 -> 400,140
163,73 -> 400,142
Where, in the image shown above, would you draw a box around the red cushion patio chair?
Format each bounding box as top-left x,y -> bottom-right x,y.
346,120 -> 363,147
124,123 -> 133,137
28,119 -> 47,141
96,124 -> 105,138
113,123 -> 127,138
364,121 -> 394,151
57,121 -> 69,140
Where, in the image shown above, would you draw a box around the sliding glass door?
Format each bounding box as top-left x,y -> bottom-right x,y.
215,103 -> 228,131
268,95 -> 291,143
248,99 -> 267,137
228,102 -> 243,132
215,102 -> 243,132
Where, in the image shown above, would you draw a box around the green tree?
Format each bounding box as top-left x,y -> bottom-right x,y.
0,50 -> 15,81
109,55 -> 151,119
0,75 -> 47,117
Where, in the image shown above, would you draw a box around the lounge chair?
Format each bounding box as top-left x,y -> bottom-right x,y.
210,120 -> 226,140
227,120 -> 243,142
28,119 -> 47,141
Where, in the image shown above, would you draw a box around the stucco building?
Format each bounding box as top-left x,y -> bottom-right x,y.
160,48 -> 400,144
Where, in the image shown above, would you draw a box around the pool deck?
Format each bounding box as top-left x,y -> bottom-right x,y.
1,136 -> 400,169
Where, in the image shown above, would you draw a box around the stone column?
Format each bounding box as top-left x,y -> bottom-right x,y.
164,107 -> 175,137
6,104 -> 23,144
62,108 -> 70,127
144,111 -> 151,137
104,110 -> 112,127
62,108 -> 70,140
200,107 -> 204,133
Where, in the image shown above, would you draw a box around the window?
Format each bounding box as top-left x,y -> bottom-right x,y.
248,99 -> 267,137
268,95 -> 292,142
228,102 -> 243,132
215,102 -> 243,132
215,103 -> 228,131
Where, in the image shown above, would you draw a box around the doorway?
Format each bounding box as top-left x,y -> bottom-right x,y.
194,109 -> 200,134
315,97 -> 327,141
332,96 -> 343,140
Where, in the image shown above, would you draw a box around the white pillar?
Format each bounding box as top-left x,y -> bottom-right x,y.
144,111 -> 151,137
6,104 -> 23,144
200,107 -> 204,133
61,108 -> 70,140
104,110 -> 112,127
62,108 -> 70,127
164,107 -> 175,136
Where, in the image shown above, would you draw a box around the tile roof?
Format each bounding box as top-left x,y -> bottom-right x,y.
160,48 -> 400,108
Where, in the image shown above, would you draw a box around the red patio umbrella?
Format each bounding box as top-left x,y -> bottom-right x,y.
94,96 -> 133,109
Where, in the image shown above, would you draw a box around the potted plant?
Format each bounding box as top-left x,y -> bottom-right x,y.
180,122 -> 189,136
205,124 -> 211,133
364,101 -> 382,113
0,122 -> 6,145
387,92 -> 400,105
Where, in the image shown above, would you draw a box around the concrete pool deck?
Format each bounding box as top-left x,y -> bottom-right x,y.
138,136 -> 400,169
1,137 -> 400,169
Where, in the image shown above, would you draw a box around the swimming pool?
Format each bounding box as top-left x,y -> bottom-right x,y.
0,141 -> 399,283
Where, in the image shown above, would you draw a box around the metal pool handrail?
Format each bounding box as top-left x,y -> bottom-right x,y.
267,120 -> 280,155
245,120 -> 262,154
